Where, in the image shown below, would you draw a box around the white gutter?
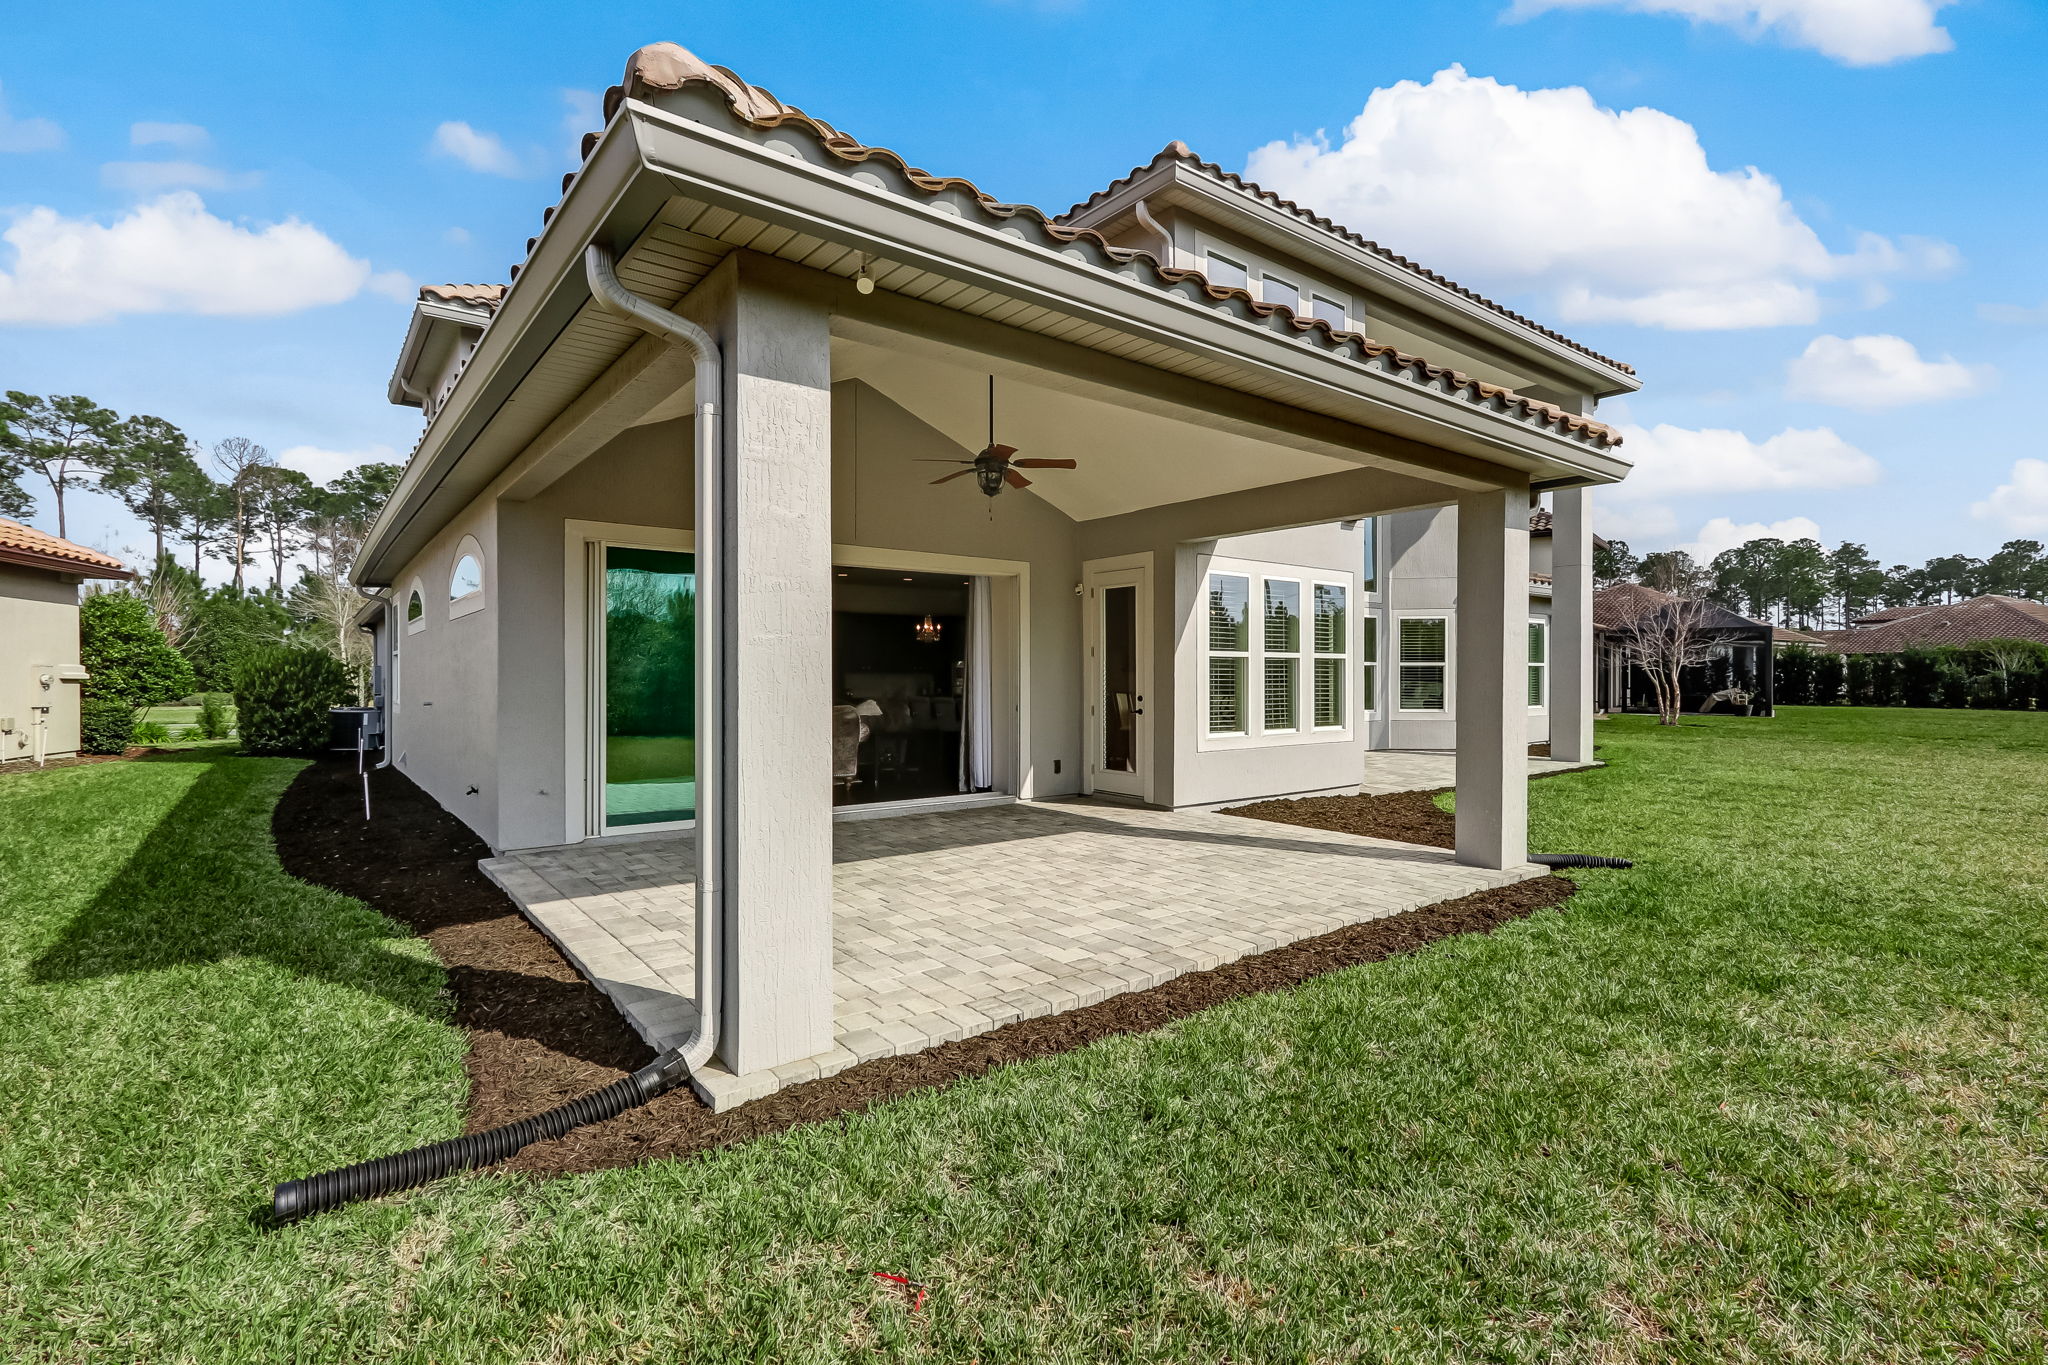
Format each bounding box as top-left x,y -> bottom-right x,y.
582,243 -> 723,1075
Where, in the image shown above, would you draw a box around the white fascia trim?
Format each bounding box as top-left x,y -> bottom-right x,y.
627,101 -> 1631,482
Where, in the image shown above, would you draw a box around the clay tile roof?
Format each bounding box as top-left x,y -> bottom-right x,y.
0,518 -> 133,578
553,43 -> 1624,453
1773,626 -> 1826,645
418,284 -> 505,309
1848,603 -> 1935,626
1064,142 -> 1635,378
1529,508 -> 1552,534
1814,595 -> 2048,654
1592,582 -> 1674,632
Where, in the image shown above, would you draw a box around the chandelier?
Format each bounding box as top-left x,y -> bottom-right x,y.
913,613 -> 942,643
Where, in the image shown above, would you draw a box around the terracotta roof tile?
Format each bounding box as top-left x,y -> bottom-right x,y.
1592,582 -> 1673,632
1065,142 -> 1635,378
529,43 -> 1624,452
1529,508 -> 1552,534
1814,595 -> 2048,653
419,283 -> 505,309
0,519 -> 133,577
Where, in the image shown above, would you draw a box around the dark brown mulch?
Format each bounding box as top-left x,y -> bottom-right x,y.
273,759 -> 1573,1179
1226,788 -> 1458,848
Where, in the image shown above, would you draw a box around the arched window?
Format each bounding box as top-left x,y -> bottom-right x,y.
449,535 -> 486,619
405,579 -> 427,635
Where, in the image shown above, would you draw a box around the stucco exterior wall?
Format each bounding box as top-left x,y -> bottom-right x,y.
0,565 -> 85,763
384,502 -> 501,844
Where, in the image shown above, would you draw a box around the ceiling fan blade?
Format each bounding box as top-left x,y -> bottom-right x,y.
914,458 -> 975,464
929,469 -> 976,485
1002,468 -> 1032,490
980,444 -> 1018,462
1009,458 -> 1077,469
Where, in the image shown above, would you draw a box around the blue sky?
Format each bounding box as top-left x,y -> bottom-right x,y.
4,0 -> 2045,576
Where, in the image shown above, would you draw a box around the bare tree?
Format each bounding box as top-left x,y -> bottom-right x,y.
1617,596 -> 1721,726
210,437 -> 272,592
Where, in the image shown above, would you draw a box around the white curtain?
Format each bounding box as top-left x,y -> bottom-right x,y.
961,576 -> 995,791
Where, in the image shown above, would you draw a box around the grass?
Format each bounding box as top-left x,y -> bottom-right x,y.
605,733 -> 695,784
2,708 -> 2045,1362
139,704 -> 237,744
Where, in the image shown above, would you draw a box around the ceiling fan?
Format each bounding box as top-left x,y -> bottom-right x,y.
923,376 -> 1077,498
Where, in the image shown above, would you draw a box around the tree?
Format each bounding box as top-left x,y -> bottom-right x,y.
1981,539 -> 2047,600
1638,548 -> 1710,598
1594,537 -> 1639,589
1617,596 -> 1720,726
131,559 -> 205,652
1922,554 -> 1983,604
1709,538 -> 1785,620
0,393 -> 35,519
246,464 -> 314,590
170,465 -> 230,575
211,436 -> 273,591
99,414 -> 202,568
1,392 -> 121,539
1777,537 -> 1831,628
79,592 -> 196,714
1825,542 -> 1885,627
183,585 -> 289,693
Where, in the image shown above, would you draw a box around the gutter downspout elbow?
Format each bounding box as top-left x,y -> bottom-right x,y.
583,244 -> 724,1077
1132,198 -> 1173,267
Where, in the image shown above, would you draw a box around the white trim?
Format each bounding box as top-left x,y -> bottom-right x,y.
448,534 -> 487,619
1528,614 -> 1550,713
1359,610 -> 1380,719
1202,568 -> 1251,739
1394,610 -> 1454,715
1198,553 -> 1356,752
1082,552 -> 1154,804
832,792 -> 1015,823
403,578 -> 427,636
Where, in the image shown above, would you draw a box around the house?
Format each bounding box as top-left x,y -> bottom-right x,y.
1592,583 -> 1777,715
1812,595 -> 2048,653
0,519 -> 133,765
351,43 -> 1637,1099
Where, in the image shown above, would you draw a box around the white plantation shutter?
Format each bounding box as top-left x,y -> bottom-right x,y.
1398,617 -> 1448,711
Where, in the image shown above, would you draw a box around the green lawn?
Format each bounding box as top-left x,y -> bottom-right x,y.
3,709 -> 2045,1362
140,703 -> 237,741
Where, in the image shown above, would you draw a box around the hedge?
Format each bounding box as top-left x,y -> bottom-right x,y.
233,647 -> 352,755
1776,640 -> 2047,710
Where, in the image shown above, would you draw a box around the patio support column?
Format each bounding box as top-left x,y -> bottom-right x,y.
716,256 -> 836,1074
1549,486 -> 1595,764
1454,483 -> 1532,870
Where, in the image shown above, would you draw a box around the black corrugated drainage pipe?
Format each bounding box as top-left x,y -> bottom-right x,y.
1531,854 -> 1635,870
270,245 -> 728,1223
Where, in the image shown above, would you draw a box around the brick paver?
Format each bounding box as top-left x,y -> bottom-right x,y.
482,798 -> 1546,1109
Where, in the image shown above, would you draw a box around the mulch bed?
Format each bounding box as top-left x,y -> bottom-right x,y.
1226,788 -> 1458,848
273,760 -> 1573,1179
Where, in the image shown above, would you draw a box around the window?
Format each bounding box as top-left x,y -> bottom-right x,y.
1528,618 -> 1549,710
1262,579 -> 1301,731
1205,251 -> 1248,292
449,535 -> 486,618
1206,573 -> 1250,735
1360,517 -> 1379,595
1397,616 -> 1450,712
404,579 -> 426,635
1262,275 -> 1300,314
1360,616 -> 1379,715
1310,294 -> 1347,328
1313,583 -> 1346,728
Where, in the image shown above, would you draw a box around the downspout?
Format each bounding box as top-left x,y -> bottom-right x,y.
1132,198 -> 1174,267
268,247 -> 727,1221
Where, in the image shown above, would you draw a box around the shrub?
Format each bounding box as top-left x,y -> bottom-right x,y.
1898,649 -> 1941,707
175,726 -> 202,740
197,692 -> 232,740
79,698 -> 135,755
79,593 -> 195,710
1813,652 -> 1848,705
1936,660 -> 1970,708
234,647 -> 351,755
1775,646 -> 1819,706
131,720 -> 171,745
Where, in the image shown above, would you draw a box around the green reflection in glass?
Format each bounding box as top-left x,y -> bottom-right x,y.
605,546 -> 696,827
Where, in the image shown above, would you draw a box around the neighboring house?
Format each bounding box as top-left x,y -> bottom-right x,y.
1592,583 -> 1778,716
1811,595 -> 2048,653
351,43 -> 1638,1086
0,519 -> 133,765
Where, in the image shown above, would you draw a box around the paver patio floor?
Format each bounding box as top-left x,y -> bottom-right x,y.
483,798 -> 1545,1109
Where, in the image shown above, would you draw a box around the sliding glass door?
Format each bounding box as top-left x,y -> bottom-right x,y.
602,546 -> 696,828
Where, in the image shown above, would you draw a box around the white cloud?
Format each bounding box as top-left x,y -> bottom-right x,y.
430,121 -> 525,177
1979,299 -> 2048,326
1784,333 -> 1988,408
1970,458 -> 2048,535
1680,515 -> 1825,562
443,225 -> 472,246
1612,422 -> 1882,501
367,270 -> 415,302
1241,66 -> 1952,331
0,82 -> 63,153
561,88 -> 602,141
130,121 -> 210,150
0,192 -> 373,325
278,443 -> 401,485
100,160 -> 260,194
1508,0 -> 1956,67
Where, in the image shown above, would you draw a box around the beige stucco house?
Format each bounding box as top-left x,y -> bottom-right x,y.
0,519 -> 133,765
352,43 -> 1638,1101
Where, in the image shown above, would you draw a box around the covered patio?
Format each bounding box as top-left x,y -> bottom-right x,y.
483,800 -> 1544,1109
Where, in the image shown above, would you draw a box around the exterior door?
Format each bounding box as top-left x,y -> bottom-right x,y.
1085,560 -> 1151,800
